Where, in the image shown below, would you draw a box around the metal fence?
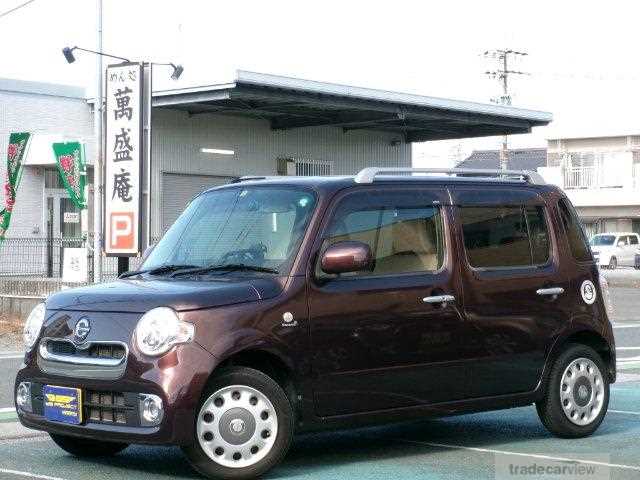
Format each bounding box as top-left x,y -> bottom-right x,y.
564,165 -> 597,189
0,237 -> 148,281
0,237 -> 86,278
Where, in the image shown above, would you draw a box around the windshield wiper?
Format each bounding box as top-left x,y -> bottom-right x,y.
118,264 -> 199,279
172,263 -> 279,277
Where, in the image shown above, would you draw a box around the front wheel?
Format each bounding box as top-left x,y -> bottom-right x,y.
182,367 -> 294,480
536,344 -> 609,438
50,433 -> 128,457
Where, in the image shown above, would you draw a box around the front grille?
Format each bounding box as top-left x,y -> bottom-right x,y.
47,340 -> 126,361
83,390 -> 136,425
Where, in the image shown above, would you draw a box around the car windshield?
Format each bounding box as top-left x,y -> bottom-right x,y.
142,186 -> 317,275
590,235 -> 616,246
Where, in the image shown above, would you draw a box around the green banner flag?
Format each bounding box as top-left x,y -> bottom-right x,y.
53,142 -> 87,210
0,132 -> 31,241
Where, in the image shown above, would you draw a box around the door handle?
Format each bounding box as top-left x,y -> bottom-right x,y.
423,295 -> 456,304
536,287 -> 565,296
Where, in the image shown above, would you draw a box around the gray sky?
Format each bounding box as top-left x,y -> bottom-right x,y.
2,0 -> 639,165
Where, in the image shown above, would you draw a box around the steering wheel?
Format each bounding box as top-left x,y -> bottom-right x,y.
219,243 -> 267,265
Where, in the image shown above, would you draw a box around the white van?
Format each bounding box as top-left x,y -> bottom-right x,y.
589,232 -> 640,269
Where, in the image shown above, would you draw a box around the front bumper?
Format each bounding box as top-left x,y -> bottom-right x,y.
15,341 -> 218,446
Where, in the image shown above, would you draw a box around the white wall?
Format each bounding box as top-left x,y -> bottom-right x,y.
0,89 -> 93,239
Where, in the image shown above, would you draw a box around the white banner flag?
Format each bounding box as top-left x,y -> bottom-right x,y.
104,63 -> 143,256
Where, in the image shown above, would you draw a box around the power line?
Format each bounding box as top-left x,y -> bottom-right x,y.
483,49 -> 529,170
0,0 -> 37,20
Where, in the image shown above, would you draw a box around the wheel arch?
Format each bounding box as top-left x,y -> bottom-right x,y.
211,347 -> 299,414
543,328 -> 615,388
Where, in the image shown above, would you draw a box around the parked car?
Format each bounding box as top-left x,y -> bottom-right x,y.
15,168 -> 616,480
589,232 -> 640,269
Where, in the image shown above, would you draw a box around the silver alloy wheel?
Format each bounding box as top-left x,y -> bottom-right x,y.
559,357 -> 605,426
197,385 -> 278,469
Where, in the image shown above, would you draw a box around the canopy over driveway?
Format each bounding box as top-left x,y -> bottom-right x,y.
153,70 -> 552,142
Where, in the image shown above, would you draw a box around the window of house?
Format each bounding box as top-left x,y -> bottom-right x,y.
277,157 -> 332,176
459,205 -> 550,268
319,201 -> 445,277
558,198 -> 592,262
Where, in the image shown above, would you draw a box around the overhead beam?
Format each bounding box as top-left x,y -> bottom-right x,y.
407,126 -> 531,143
271,111 -> 406,130
234,86 -> 537,130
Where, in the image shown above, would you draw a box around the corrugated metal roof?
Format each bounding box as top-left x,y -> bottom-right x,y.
153,70 -> 552,142
457,148 -> 547,171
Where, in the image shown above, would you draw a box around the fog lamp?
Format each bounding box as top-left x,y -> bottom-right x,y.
139,394 -> 163,426
16,382 -> 32,413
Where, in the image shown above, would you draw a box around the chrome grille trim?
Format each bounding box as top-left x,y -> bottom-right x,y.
37,338 -> 128,380
38,338 -> 128,367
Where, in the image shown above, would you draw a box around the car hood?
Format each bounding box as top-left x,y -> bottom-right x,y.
45,276 -> 284,313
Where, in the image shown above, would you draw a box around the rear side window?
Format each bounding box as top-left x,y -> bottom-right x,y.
558,198 -> 592,262
630,236 -> 639,245
459,205 -> 550,268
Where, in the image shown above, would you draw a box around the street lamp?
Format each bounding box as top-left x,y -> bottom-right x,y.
62,46 -> 184,80
62,46 -> 130,64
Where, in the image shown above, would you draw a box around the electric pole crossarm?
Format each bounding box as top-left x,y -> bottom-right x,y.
483,48 -> 529,170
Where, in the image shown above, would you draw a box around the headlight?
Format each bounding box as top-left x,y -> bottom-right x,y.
23,303 -> 45,350
135,307 -> 194,356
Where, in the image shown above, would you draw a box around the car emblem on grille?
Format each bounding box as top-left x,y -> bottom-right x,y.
74,318 -> 91,343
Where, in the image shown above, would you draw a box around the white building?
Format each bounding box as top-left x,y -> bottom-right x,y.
0,78 -> 95,239
540,134 -> 640,237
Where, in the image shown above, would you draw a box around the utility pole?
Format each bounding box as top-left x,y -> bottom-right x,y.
93,0 -> 103,282
483,49 -> 528,170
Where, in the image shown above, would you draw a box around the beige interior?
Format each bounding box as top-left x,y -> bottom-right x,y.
329,216 -> 441,275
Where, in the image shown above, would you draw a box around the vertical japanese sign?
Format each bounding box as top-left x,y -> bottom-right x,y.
104,63 -> 143,256
0,132 -> 31,242
52,142 -> 87,210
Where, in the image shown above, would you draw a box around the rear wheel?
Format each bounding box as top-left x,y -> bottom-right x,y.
536,344 -> 609,438
182,367 -> 294,480
50,433 -> 128,457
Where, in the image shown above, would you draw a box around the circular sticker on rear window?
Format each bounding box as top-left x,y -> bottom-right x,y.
580,280 -> 597,305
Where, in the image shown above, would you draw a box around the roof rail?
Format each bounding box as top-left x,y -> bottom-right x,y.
354,167 -> 545,185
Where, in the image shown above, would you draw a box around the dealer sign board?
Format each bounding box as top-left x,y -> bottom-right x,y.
104,63 -> 143,256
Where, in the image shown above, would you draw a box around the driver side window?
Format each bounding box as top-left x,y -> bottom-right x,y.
317,194 -> 445,278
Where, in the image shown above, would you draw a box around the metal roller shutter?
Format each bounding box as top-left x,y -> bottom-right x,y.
161,173 -> 231,233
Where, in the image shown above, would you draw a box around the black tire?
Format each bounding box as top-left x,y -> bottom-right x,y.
50,433 -> 129,457
182,367 -> 294,480
536,344 -> 609,438
609,257 -> 617,270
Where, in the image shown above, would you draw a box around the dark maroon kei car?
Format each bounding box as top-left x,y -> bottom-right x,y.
16,167 -> 616,479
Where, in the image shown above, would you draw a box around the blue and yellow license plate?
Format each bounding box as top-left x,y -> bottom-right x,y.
43,385 -> 83,425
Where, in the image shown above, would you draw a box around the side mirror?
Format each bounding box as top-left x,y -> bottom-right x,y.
320,241 -> 373,275
141,243 -> 156,262
617,241 -> 626,247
